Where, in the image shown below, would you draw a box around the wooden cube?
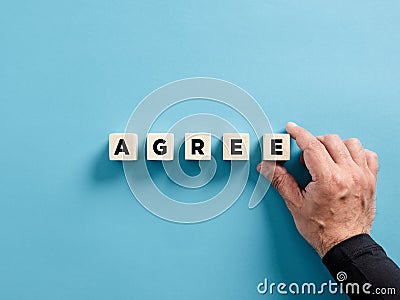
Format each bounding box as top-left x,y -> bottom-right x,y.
147,133 -> 174,160
109,133 -> 138,161
223,133 -> 250,160
263,134 -> 290,161
185,133 -> 211,160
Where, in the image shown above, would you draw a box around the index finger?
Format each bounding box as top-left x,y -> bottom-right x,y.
286,122 -> 334,181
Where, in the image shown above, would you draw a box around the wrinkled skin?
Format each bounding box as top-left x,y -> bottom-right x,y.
258,123 -> 378,257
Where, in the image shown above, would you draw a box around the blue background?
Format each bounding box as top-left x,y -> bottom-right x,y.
1,1 -> 399,299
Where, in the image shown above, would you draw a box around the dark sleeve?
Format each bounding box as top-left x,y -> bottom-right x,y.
322,234 -> 400,299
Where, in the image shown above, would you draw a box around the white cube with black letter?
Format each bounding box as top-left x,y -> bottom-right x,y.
223,133 -> 250,160
185,133 -> 211,160
109,133 -> 138,161
147,133 -> 174,160
263,134 -> 290,161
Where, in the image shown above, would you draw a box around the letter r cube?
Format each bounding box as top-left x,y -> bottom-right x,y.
185,133 -> 211,160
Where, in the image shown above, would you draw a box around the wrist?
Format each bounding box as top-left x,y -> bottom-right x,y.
317,231 -> 368,257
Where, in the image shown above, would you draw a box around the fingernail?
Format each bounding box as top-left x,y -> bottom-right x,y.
287,121 -> 298,127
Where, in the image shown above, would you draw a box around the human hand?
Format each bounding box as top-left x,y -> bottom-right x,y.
257,122 -> 379,257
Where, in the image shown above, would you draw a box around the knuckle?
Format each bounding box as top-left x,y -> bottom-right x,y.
325,134 -> 341,142
350,171 -> 362,185
328,172 -> 346,188
366,149 -> 378,159
338,149 -> 351,160
370,151 -> 378,161
347,138 -> 362,147
306,139 -> 323,151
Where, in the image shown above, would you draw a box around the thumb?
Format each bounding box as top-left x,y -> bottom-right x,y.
257,161 -> 303,211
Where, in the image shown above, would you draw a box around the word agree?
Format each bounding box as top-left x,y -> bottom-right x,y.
109,133 -> 290,161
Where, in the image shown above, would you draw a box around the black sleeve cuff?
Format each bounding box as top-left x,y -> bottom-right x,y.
321,234 -> 400,299
322,234 -> 384,271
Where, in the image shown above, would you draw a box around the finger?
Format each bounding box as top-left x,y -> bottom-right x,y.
343,138 -> 367,167
257,161 -> 303,211
317,134 -> 352,164
286,122 -> 333,181
365,149 -> 379,177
